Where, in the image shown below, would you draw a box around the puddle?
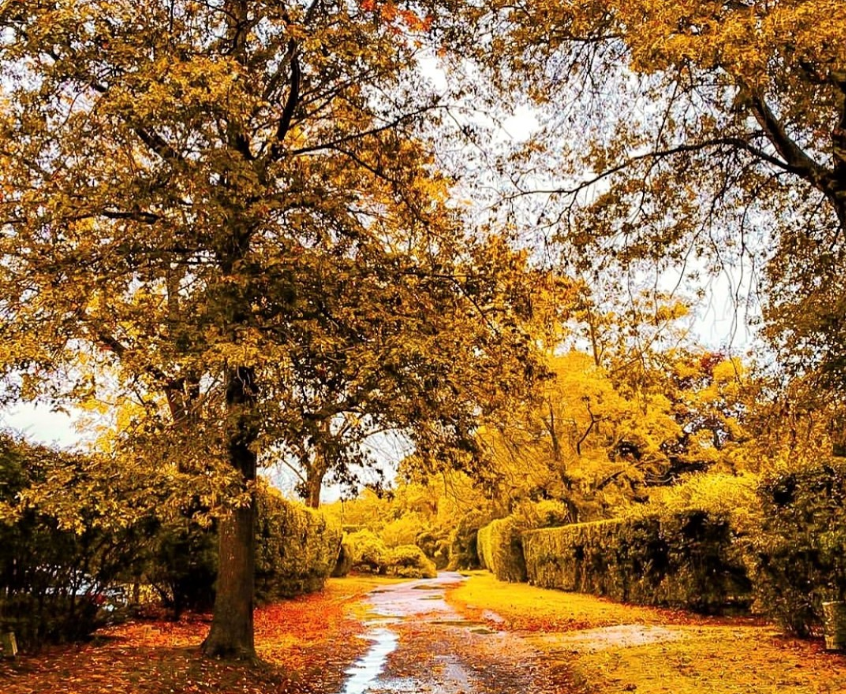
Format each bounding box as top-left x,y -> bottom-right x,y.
469,627 -> 496,635
430,619 -> 486,627
367,573 -> 464,618
482,610 -> 506,624
341,627 -> 399,694
337,573 -> 469,694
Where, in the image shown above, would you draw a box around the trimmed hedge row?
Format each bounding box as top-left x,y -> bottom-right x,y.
523,511 -> 751,612
255,486 -> 342,602
753,459 -> 846,636
477,517 -> 527,583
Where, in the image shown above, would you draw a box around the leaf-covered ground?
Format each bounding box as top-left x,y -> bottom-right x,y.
0,576 -> 396,694
447,572 -> 846,694
7,573 -> 846,694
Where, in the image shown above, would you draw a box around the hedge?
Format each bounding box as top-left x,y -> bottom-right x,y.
0,438 -> 146,650
255,486 -> 342,602
415,530 -> 450,570
753,459 -> 846,636
523,511 -> 751,612
332,538 -> 353,577
477,517 -> 527,583
345,530 -> 437,578
385,545 -> 437,579
447,510 -> 490,570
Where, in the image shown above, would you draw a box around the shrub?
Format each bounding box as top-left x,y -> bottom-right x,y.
385,545 -> 437,578
332,538 -> 353,577
447,510 -> 490,570
255,485 -> 342,602
345,531 -> 437,578
415,530 -> 450,569
514,499 -> 573,529
477,517 -> 527,582
380,514 -> 424,548
0,438 -> 142,650
523,510 -> 751,612
753,459 -> 846,636
648,472 -> 759,535
143,516 -> 218,616
346,530 -> 389,573
142,484 -> 341,610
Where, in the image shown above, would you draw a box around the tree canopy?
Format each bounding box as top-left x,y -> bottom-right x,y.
450,0 -> 846,391
0,0 -> 546,657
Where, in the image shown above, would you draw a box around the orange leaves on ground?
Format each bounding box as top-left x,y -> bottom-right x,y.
0,579 -> 374,694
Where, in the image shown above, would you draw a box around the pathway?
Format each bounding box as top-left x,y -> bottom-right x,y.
338,572 -> 572,694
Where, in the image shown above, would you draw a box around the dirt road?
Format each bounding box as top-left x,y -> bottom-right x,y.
338,572 -> 573,694
340,572 -> 846,694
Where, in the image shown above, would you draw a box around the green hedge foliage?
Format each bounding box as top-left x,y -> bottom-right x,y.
523,511 -> 751,612
477,517 -> 527,583
255,486 -> 342,602
332,538 -> 353,577
753,459 -> 846,636
447,510 -> 490,570
345,530 -> 436,578
385,545 -> 438,578
0,438 -> 143,650
415,530 -> 450,570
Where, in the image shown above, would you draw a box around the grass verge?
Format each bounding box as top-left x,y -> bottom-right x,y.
447,571 -> 846,694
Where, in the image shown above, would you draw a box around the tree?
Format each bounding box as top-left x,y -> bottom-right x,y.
0,0 -> 543,657
453,0 -> 846,390
266,235 -> 553,508
475,300 -> 756,521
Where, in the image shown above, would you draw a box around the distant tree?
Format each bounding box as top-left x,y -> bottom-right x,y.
477,303 -> 755,520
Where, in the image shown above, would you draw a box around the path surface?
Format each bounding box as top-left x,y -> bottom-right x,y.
338,572 -> 571,694
338,572 -> 846,694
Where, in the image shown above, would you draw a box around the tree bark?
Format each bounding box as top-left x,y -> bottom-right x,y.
202,366 -> 258,659
305,471 -> 323,509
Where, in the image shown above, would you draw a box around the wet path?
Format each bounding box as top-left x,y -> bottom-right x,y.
338,573 -> 568,694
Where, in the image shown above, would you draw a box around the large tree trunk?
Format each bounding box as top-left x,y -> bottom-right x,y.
202,366 -> 258,659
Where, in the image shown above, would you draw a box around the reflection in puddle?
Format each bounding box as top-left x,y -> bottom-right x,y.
338,574 -> 468,694
341,627 -> 398,694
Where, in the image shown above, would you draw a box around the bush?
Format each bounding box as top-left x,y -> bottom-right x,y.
140,484 -> 341,611
523,510 -> 751,612
346,530 -> 389,574
477,517 -> 527,582
415,530 -> 450,569
255,485 -> 342,602
0,439 -> 142,650
514,499 -> 573,529
345,531 -> 437,578
332,538 -> 353,577
447,510 -> 490,570
380,514 -> 424,548
143,516 -> 218,616
385,545 -> 437,578
753,459 -> 846,636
